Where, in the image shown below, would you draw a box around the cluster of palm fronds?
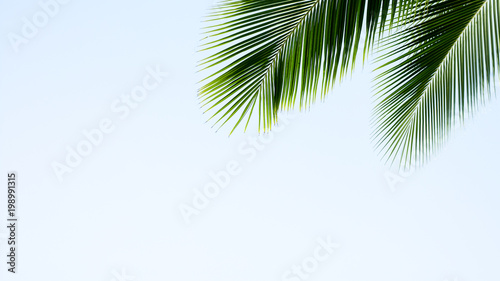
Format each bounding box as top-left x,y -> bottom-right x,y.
199,0 -> 499,168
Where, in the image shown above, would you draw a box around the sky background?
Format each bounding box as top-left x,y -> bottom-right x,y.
1,0 -> 500,281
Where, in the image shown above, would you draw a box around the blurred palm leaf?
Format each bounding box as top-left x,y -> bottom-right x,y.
374,0 -> 500,168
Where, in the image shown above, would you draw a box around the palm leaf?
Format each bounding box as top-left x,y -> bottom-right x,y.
373,0 -> 500,168
199,0 -> 420,133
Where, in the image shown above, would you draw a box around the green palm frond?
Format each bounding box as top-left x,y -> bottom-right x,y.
199,0 -> 420,133
374,0 -> 500,168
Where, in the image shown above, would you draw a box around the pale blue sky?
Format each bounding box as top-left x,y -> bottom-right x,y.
1,1 -> 500,281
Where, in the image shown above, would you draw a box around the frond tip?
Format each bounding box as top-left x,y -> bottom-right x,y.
373,0 -> 500,168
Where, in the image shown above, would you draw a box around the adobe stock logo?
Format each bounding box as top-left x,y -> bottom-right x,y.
109,268 -> 135,281
179,114 -> 295,224
282,236 -> 340,281
51,65 -> 169,183
8,0 -> 71,53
